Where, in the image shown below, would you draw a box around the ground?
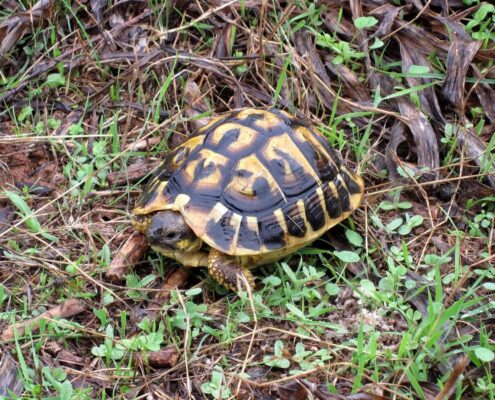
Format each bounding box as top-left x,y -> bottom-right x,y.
0,1 -> 495,399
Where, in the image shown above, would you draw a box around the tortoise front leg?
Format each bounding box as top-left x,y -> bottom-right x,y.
208,249 -> 254,292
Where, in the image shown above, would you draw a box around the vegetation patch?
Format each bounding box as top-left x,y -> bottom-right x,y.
0,1 -> 494,399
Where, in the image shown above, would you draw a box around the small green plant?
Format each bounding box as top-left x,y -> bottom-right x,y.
201,366 -> 232,399
234,51 -> 248,75
353,16 -> 378,30
468,209 -> 494,237
374,213 -> 424,236
91,325 -> 126,361
91,320 -> 165,363
316,33 -> 365,66
167,288 -> 210,338
263,340 -> 290,369
379,198 -> 413,211
63,137 -> 112,198
125,274 -> 156,301
290,343 -> 332,373
41,366 -> 78,400
0,284 -> 8,309
334,250 -> 360,263
4,190 -> 58,242
424,253 -> 452,268
465,4 -> 495,41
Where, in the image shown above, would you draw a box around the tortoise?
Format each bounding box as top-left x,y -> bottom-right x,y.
131,108 -> 364,292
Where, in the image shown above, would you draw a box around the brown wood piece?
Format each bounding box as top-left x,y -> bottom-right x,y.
106,232 -> 148,282
434,355 -> 469,400
1,299 -> 85,341
153,268 -> 191,303
107,160 -> 161,185
135,347 -> 180,369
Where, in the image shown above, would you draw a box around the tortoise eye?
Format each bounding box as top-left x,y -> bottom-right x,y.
165,231 -> 178,240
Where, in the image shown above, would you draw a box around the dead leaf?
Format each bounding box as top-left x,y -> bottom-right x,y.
397,97 -> 440,181
398,39 -> 445,124
294,31 -> 354,115
205,0 -> 265,9
386,120 -> 410,181
472,65 -> 495,123
427,13 -> 472,42
369,4 -> 401,39
0,352 -> 23,397
294,31 -> 336,110
277,380 -> 309,400
326,60 -> 369,102
214,23 -> 234,58
323,7 -> 355,40
396,19 -> 450,56
429,0 -> 464,8
183,80 -> 212,132
0,0 -> 54,56
91,0 -> 107,24
441,37 -> 482,113
457,127 -> 495,187
0,206 -> 13,234
153,268 -> 191,303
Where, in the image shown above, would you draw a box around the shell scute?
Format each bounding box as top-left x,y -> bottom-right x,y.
223,154 -> 285,214
282,201 -> 307,238
237,216 -> 261,252
204,210 -> 241,254
258,212 -> 286,250
304,188 -> 327,231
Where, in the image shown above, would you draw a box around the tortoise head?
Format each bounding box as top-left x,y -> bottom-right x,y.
135,210 -> 202,253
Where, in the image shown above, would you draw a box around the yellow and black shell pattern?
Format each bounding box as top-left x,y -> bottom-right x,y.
133,108 -> 364,257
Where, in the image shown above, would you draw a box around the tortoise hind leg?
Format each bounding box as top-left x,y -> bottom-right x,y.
208,249 -> 254,292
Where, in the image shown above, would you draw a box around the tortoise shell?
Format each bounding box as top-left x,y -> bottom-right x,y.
132,108 -> 364,256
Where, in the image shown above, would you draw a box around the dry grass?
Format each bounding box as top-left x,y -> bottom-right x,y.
0,1 -> 494,399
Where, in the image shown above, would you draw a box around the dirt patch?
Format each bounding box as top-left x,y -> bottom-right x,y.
0,143 -> 62,194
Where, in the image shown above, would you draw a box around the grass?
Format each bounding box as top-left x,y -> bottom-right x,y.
1,1 -> 495,399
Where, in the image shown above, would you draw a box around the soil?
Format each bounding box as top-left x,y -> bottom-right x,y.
0,143 -> 62,194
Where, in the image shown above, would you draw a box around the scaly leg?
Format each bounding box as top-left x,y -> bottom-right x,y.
207,248 -> 254,292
